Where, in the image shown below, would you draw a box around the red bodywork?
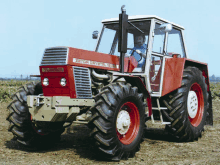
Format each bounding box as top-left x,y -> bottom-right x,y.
40,47 -> 210,118
40,65 -> 76,98
40,47 -> 137,98
162,58 -> 185,96
67,47 -> 137,72
162,57 -> 210,96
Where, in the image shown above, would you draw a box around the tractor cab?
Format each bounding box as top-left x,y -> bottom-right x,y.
94,14 -> 187,96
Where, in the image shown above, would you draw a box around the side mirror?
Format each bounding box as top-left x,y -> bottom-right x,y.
158,23 -> 172,32
92,30 -> 99,39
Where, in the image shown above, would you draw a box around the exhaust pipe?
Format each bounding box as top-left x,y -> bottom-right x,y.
91,69 -> 110,80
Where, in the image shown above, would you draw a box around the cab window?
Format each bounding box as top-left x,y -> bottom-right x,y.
153,23 -> 166,54
167,28 -> 186,57
97,21 -> 151,57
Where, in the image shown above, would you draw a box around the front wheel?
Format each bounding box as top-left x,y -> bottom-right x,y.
162,66 -> 208,141
88,82 -> 145,160
6,82 -> 64,147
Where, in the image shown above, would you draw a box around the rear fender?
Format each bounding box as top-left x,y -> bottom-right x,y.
185,59 -> 213,126
162,58 -> 213,125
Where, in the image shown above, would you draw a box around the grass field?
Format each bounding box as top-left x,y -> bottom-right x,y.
0,80 -> 32,103
0,81 -> 219,164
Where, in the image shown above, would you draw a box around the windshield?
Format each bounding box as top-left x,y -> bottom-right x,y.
97,20 -> 151,57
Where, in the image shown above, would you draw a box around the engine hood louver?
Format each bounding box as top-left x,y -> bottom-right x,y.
40,47 -> 68,66
73,66 -> 92,98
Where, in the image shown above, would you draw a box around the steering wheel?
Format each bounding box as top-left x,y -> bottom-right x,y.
127,48 -> 145,62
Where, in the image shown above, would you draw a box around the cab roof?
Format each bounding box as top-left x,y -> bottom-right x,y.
102,15 -> 184,30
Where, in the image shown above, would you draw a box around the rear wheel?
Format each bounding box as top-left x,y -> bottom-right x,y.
6,82 -> 64,147
88,82 -> 145,160
162,67 -> 208,141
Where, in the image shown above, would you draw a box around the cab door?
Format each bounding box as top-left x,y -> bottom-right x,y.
149,22 -> 167,97
148,21 -> 187,97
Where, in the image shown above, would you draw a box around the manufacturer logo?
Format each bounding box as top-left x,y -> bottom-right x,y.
73,58 -> 119,69
42,67 -> 64,72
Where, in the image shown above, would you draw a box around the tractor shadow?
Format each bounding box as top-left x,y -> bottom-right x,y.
144,128 -> 176,142
5,125 -> 176,161
4,124 -> 107,161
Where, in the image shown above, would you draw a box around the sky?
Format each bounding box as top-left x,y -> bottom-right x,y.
0,0 -> 220,78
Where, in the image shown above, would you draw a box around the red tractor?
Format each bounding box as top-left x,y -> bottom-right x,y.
7,6 -> 213,160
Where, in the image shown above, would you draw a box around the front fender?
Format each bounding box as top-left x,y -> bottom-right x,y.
124,76 -> 152,116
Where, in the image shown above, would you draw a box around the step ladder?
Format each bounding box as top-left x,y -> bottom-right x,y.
150,98 -> 171,125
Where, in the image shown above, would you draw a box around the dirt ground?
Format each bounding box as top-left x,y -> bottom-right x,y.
0,100 -> 220,165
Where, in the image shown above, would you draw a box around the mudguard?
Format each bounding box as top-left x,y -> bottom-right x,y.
162,58 -> 213,125
124,76 -> 152,117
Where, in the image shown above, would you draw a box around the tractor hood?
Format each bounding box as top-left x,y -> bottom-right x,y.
40,46 -> 122,71
39,46 -> 137,98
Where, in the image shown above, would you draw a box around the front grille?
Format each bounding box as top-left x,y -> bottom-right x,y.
40,47 -> 68,66
73,66 -> 92,98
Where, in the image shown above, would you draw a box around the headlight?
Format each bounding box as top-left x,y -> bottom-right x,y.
60,78 -> 67,86
43,78 -> 49,86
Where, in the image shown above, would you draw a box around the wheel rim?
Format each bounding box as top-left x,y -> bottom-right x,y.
116,102 -> 140,145
187,83 -> 204,127
187,91 -> 198,119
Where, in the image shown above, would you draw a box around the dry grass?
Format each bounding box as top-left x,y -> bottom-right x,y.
0,81 -> 219,164
210,82 -> 220,99
0,80 -> 38,102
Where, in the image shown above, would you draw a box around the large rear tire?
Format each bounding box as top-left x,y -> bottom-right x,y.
88,82 -> 145,160
162,66 -> 208,141
6,82 -> 64,147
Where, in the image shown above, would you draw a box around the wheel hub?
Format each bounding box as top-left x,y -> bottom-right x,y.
187,91 -> 198,118
116,110 -> 131,135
